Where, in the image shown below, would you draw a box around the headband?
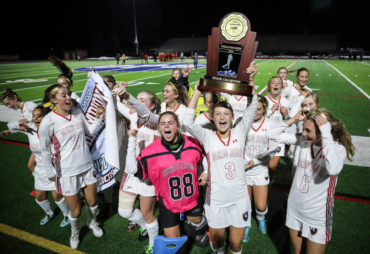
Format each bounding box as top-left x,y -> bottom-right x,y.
258,98 -> 267,108
314,109 -> 326,119
49,86 -> 62,100
59,75 -> 72,85
168,82 -> 178,94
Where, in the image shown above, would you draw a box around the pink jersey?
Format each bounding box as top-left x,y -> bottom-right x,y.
138,135 -> 203,213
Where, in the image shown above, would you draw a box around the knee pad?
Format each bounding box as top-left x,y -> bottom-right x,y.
184,217 -> 209,247
118,208 -> 134,219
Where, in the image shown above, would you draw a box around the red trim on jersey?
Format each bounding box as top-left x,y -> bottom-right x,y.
52,134 -> 62,175
234,95 -> 243,101
166,103 -> 181,113
216,131 -> 231,146
267,95 -> 281,104
53,111 -> 72,121
310,143 -> 323,159
206,152 -> 211,206
252,117 -> 265,132
204,113 -> 213,123
325,175 -> 337,243
37,128 -> 39,139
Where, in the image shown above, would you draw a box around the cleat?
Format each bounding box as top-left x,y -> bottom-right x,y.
105,203 -> 113,217
242,226 -> 251,242
30,190 -> 36,197
60,216 -> 70,228
142,245 -> 153,254
87,221 -> 104,237
70,232 -> 80,249
127,221 -> 137,232
40,214 -> 54,225
258,219 -> 267,234
138,228 -> 148,241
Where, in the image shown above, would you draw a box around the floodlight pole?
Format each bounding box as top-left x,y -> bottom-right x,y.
133,0 -> 139,54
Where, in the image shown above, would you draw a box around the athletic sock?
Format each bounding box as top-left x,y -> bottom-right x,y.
256,207 -> 268,221
145,219 -> 159,247
210,241 -> 226,254
127,208 -> 147,230
86,204 -> 99,225
55,198 -> 70,217
227,246 -> 242,254
36,199 -> 54,216
103,187 -> 113,204
68,213 -> 81,235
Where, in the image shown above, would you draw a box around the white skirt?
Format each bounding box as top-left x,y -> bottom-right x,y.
34,165 -> 55,191
120,173 -> 155,197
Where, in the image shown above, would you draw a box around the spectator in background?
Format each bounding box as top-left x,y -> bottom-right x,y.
153,53 -> 157,62
77,56 -> 81,61
360,51 -> 363,62
144,53 -> 149,64
141,53 -> 144,64
166,52 -> 170,62
353,51 -> 357,62
180,52 -> 184,62
116,53 -> 120,65
193,52 -> 199,69
121,53 -> 126,65
348,51 -> 352,62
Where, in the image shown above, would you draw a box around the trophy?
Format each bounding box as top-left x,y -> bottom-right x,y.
199,13 -> 258,96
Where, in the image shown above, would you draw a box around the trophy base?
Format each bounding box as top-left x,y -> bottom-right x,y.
198,77 -> 253,96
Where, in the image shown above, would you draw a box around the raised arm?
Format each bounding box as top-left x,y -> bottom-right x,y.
234,94 -> 257,141
124,130 -> 139,175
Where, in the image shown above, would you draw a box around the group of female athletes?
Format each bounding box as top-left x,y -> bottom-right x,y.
1,57 -> 355,254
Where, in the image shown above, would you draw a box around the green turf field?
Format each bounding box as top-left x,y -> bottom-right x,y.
0,59 -> 369,253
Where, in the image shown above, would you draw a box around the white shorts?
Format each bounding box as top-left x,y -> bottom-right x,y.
34,166 -> 55,191
120,173 -> 155,197
56,168 -> 97,196
245,172 -> 270,186
205,200 -> 251,229
286,212 -> 331,244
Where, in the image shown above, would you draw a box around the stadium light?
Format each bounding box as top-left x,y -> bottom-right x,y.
133,0 -> 139,54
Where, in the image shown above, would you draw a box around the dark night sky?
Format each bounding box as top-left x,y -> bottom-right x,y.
1,0 -> 369,55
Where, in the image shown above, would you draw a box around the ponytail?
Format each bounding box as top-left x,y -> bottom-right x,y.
1,88 -> 21,102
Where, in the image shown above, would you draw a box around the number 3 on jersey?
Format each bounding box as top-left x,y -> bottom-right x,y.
225,162 -> 236,179
299,175 -> 311,193
169,173 -> 194,200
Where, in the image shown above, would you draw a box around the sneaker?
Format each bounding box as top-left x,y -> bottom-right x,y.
30,189 -> 36,197
105,203 -> 113,217
142,245 -> 153,254
138,228 -> 148,241
60,216 -> 70,227
70,232 -> 80,249
242,226 -> 251,242
87,221 -> 104,237
40,214 -> 54,225
258,219 -> 267,234
127,221 -> 137,232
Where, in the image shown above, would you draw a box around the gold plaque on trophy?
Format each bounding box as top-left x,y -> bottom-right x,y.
221,14 -> 248,42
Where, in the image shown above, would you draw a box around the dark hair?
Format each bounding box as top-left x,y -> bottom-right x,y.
33,106 -> 51,117
103,75 -> 116,86
158,111 -> 182,139
48,56 -> 73,86
43,84 -> 63,104
213,101 -> 234,117
140,90 -> 161,114
166,81 -> 189,106
296,67 -> 309,77
1,88 -> 21,102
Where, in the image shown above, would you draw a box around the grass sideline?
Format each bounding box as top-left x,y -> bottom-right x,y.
0,59 -> 369,253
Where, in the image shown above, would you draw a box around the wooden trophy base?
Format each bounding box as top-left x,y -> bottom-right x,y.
199,77 -> 253,96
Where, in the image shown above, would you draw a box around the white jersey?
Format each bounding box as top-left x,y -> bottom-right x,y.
135,118 -> 161,156
183,95 -> 257,207
194,112 -> 217,131
282,85 -> 312,110
266,95 -> 290,125
266,122 -> 346,228
245,118 -> 277,177
21,101 -> 38,121
71,92 -> 80,103
39,107 -> 103,179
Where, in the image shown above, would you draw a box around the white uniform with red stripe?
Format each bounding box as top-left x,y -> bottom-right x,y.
245,117 -> 277,186
266,122 -> 346,244
194,112 -> 217,131
120,115 -> 160,197
184,94 -> 257,228
39,107 -> 103,195
266,95 -> 290,156
21,101 -> 38,122
221,94 -> 249,123
8,122 -> 55,191
282,85 -> 312,110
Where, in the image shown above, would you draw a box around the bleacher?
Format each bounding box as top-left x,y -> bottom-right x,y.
157,37 -> 208,53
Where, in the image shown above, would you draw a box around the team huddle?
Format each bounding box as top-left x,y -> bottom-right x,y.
0,57 -> 355,254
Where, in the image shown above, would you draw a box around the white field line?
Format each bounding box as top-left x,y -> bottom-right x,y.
258,60 -> 299,94
324,61 -> 370,100
0,72 -> 61,79
31,90 -> 84,102
0,72 -> 88,85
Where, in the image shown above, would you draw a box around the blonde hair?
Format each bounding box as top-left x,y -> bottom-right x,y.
1,88 -> 21,102
257,94 -> 268,116
140,90 -> 161,114
301,93 -> 320,108
267,76 -> 284,93
305,108 -> 355,161
166,81 -> 189,106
